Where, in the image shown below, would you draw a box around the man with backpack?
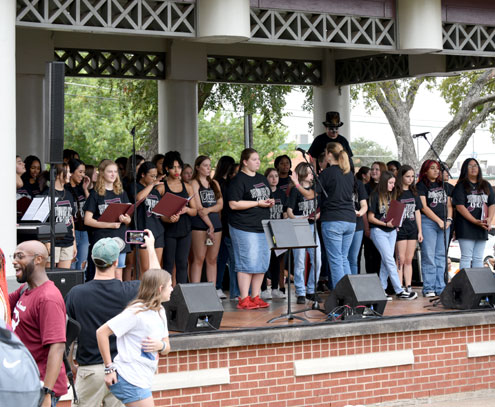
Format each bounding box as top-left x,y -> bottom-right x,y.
65,231 -> 159,407
9,240 -> 67,407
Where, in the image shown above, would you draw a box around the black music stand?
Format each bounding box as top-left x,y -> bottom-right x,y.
262,219 -> 317,323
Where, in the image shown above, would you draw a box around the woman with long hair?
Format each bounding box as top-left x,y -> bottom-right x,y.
48,163 -> 77,269
84,159 -> 132,280
135,162 -> 165,274
97,269 -> 172,407
356,166 -> 370,184
368,171 -> 417,300
395,165 -> 423,295
287,162 -> 321,303
67,158 -> 91,270
160,151 -> 197,285
452,158 -> 495,269
417,160 -> 453,297
190,156 -> 223,286
21,155 -> 45,198
213,156 -> 238,299
228,148 -> 274,309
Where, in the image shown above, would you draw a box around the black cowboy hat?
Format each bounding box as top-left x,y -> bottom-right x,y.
322,111 -> 344,128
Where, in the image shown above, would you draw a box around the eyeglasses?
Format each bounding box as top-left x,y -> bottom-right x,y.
468,165 -> 478,169
10,252 -> 40,261
327,127 -> 339,132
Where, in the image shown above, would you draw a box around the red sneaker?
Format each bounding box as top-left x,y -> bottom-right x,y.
237,296 -> 259,310
250,295 -> 269,308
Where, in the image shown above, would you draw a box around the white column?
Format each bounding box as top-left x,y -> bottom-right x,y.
158,80 -> 199,166
1,1 -> 17,276
313,50 -> 351,141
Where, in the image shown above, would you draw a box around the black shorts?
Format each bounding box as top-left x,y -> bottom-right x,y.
396,229 -> 418,241
191,227 -> 222,233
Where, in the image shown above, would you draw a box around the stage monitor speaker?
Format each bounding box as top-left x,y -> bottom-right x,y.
440,267 -> 495,310
324,274 -> 387,316
46,269 -> 84,298
164,283 -> 224,332
44,61 -> 65,164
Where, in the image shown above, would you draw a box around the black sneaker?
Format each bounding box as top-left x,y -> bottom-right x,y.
306,293 -> 321,302
397,291 -> 418,300
297,296 -> 306,304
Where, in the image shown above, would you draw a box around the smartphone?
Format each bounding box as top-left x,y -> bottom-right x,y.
125,230 -> 148,244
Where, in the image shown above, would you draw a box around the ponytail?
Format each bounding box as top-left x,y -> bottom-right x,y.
326,142 -> 350,174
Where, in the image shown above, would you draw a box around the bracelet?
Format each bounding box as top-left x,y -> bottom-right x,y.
42,387 -> 56,397
104,364 -> 117,375
159,341 -> 167,352
447,217 -> 453,221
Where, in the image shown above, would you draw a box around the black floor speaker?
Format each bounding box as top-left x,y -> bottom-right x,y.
46,268 -> 84,298
164,283 -> 224,332
324,274 -> 387,316
440,267 -> 495,310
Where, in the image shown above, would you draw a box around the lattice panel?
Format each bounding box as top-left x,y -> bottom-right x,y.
55,49 -> 166,79
335,54 -> 409,86
207,55 -> 322,86
17,0 -> 195,36
250,8 -> 395,49
446,55 -> 495,72
443,23 -> 495,55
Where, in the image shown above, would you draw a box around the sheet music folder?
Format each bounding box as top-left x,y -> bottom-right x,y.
262,219 -> 317,251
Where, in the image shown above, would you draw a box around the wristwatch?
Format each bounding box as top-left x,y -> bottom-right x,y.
43,387 -> 56,397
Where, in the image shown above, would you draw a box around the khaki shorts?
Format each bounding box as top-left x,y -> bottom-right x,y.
74,364 -> 123,407
55,246 -> 74,263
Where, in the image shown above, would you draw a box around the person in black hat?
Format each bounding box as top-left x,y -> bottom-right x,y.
308,111 -> 353,172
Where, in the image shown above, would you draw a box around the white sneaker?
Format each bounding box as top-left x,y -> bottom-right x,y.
271,288 -> 286,299
216,289 -> 227,299
260,289 -> 272,300
424,292 -> 436,298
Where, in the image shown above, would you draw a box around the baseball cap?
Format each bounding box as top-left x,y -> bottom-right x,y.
91,237 -> 125,267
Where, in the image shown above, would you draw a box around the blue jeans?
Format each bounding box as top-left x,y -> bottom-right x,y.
293,223 -> 321,296
348,229 -> 364,275
420,216 -> 448,294
458,238 -> 486,270
217,236 -> 239,298
370,228 -> 403,293
72,230 -> 89,270
321,221 -> 355,288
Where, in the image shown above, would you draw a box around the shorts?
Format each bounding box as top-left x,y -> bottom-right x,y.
191,227 -> 222,233
55,246 -> 74,263
396,229 -> 418,241
229,225 -> 270,274
109,373 -> 152,404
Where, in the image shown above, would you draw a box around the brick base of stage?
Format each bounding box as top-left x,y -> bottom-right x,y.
59,311 -> 495,407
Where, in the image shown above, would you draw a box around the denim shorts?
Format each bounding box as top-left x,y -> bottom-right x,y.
229,225 -> 270,274
109,373 -> 152,404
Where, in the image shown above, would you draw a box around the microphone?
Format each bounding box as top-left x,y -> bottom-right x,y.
296,147 -> 307,155
412,132 -> 430,139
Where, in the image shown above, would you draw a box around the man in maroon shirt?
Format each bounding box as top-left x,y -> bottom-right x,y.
9,240 -> 67,407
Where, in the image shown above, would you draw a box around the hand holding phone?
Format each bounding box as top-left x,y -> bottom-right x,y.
125,230 -> 149,245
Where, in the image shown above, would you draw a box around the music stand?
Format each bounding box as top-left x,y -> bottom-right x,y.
262,219 -> 317,323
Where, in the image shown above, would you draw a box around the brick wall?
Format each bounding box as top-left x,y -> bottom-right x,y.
59,324 -> 495,407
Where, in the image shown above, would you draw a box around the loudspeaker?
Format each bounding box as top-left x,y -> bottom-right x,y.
46,269 -> 84,298
324,274 -> 387,316
44,61 -> 65,164
440,267 -> 495,309
164,283 -> 224,332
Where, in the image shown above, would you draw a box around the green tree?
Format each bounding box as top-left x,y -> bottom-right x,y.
350,137 -> 395,167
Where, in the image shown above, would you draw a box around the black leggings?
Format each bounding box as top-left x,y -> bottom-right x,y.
163,233 -> 192,284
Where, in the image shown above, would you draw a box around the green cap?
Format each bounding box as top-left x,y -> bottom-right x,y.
91,237 -> 124,267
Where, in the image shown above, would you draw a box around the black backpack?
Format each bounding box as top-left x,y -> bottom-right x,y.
0,319 -> 42,407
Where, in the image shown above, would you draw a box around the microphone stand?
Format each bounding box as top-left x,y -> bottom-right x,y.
293,150 -> 327,315
131,126 -> 141,280
416,133 -> 452,286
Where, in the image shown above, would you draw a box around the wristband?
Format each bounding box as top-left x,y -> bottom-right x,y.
43,387 -> 56,397
447,217 -> 453,221
160,341 -> 167,352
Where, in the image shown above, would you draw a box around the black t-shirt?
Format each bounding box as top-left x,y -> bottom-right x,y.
353,179 -> 368,231
217,178 -> 231,237
417,180 -> 451,219
287,185 -> 318,223
317,165 -> 356,223
45,188 -> 75,247
365,181 -> 378,197
308,133 -> 354,161
65,279 -> 139,365
270,188 -> 287,220
191,183 -> 222,230
452,181 -> 495,240
83,189 -> 130,247
135,183 -> 165,238
368,191 -> 395,232
277,176 -> 290,196
66,184 -> 87,231
397,189 -> 423,235
228,171 -> 272,233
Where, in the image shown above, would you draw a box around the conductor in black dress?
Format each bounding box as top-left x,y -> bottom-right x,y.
308,111 -> 353,172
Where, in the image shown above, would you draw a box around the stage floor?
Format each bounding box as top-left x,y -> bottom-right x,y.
170,287 -> 456,334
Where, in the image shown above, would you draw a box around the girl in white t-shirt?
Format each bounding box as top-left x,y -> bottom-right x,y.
97,269 -> 172,406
